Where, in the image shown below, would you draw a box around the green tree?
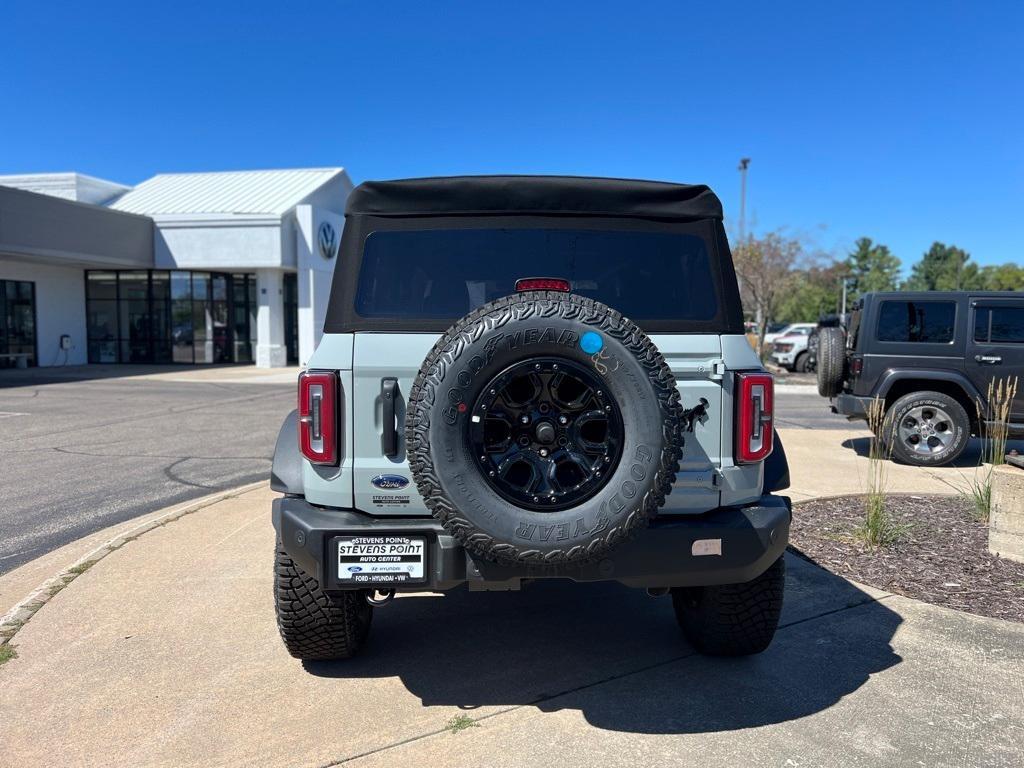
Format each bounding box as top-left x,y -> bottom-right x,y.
844,237 -> 900,296
776,262 -> 843,323
904,242 -> 986,291
980,263 -> 1024,291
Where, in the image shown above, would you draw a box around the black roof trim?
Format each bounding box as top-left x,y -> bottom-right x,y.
345,175 -> 723,221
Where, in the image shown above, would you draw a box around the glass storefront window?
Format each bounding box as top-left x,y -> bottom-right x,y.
170,271 -> 191,301
1,280 -> 37,368
85,269 -> 257,365
87,272 -> 117,301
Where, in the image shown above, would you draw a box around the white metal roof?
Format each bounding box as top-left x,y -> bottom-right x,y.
109,168 -> 347,216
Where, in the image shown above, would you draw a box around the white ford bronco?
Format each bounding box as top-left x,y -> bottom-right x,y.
270,175 -> 791,661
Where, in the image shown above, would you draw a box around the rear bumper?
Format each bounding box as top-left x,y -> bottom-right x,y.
272,495 -> 792,591
831,392 -> 872,420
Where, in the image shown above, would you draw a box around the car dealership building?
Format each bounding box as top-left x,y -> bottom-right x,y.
0,168 -> 352,368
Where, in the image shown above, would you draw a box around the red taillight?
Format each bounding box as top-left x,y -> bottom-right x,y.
850,357 -> 863,377
735,372 -> 774,464
298,371 -> 338,465
515,277 -> 571,292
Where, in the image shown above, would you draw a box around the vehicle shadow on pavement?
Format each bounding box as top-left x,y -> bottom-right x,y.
841,436 -> 1024,468
305,554 -> 903,734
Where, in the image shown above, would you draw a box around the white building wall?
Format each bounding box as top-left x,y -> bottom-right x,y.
153,221 -> 284,270
255,268 -> 287,368
0,257 -> 88,366
294,204 -> 345,367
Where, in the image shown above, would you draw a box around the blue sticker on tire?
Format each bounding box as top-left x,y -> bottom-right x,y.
580,331 -> 604,354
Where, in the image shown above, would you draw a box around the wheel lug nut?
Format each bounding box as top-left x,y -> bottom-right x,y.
520,415 -> 529,424
534,364 -> 541,370
558,415 -> 568,425
539,448 -> 549,457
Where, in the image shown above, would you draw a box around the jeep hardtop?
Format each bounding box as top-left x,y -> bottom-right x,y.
819,291 -> 1024,466
271,175 -> 791,660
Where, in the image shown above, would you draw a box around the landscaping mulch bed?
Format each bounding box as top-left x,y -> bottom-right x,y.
789,494 -> 1024,624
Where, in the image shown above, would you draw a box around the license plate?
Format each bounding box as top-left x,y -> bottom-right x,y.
337,535 -> 426,584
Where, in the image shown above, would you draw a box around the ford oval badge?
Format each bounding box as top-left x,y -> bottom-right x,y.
371,474 -> 410,491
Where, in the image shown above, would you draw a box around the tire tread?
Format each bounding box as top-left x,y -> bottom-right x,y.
274,541 -> 372,660
405,291 -> 684,565
672,556 -> 785,656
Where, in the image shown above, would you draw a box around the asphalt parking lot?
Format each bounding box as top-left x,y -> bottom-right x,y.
0,367 -> 293,574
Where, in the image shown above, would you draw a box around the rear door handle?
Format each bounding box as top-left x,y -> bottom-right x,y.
381,378 -> 399,457
975,355 -> 1002,364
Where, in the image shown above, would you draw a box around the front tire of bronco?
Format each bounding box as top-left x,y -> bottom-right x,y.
671,556 -> 785,656
274,541 -> 373,660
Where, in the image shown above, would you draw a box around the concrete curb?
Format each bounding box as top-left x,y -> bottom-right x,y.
0,480 -> 266,649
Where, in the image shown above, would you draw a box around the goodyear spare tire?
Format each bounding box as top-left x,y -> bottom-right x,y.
406,291 -> 683,565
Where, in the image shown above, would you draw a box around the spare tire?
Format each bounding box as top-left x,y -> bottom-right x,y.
816,326 -> 846,397
406,291 -> 683,565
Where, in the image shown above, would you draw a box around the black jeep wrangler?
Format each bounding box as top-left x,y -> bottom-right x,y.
819,291 -> 1024,466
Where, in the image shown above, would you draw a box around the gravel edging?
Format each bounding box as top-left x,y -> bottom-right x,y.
0,481 -> 266,652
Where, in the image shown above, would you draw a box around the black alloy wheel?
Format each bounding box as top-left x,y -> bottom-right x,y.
469,357 -> 624,511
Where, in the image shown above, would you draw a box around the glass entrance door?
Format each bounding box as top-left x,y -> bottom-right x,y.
283,272 -> 299,365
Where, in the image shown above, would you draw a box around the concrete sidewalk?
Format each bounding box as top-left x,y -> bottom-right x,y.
778,425 -> 983,501
1,433 -> 1022,767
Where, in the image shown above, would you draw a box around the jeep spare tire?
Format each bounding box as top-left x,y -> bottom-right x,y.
816,326 -> 846,398
406,291 -> 683,565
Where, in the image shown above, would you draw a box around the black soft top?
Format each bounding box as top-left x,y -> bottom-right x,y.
346,175 -> 723,221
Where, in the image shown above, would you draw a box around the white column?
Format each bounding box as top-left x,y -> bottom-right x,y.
255,268 -> 287,368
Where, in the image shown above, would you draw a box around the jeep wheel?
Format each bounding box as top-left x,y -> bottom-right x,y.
815,327 -> 845,397
406,291 -> 683,566
671,555 -> 785,656
275,541 -> 373,660
882,391 -> 970,467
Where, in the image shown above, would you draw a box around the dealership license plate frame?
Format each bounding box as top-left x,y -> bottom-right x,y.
335,534 -> 428,586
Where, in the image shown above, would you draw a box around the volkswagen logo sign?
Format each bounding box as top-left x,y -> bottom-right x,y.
370,474 -> 410,491
318,220 -> 338,260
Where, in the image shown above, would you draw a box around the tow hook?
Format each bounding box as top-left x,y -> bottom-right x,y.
365,589 -> 396,607
646,587 -> 670,598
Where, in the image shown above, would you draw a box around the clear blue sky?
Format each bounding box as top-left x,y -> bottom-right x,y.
2,1 -> 1021,270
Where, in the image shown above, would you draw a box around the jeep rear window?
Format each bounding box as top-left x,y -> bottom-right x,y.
876,300 -> 956,343
354,228 -> 718,322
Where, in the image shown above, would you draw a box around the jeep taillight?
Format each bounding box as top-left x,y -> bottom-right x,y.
298,371 -> 338,465
735,372 -> 774,464
850,356 -> 863,377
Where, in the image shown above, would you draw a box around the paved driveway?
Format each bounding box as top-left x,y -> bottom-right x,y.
0,367 -> 293,574
1,485 -> 1021,767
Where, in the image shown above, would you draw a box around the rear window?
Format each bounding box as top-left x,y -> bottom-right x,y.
975,305 -> 1024,343
354,228 -> 718,322
876,300 -> 956,343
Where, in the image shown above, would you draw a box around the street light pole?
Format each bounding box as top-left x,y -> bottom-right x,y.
737,157 -> 750,243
